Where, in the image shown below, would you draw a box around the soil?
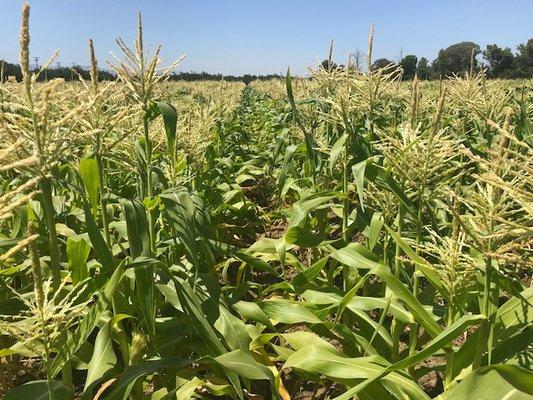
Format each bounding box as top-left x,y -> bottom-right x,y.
0,356 -> 44,398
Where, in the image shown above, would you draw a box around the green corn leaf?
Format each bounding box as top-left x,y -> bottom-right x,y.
234,300 -> 275,330
105,357 -> 190,400
155,101 -> 177,153
330,133 -> 349,173
278,144 -> 299,191
302,290 -> 413,324
494,287 -> 533,336
453,288 -> 533,378
292,256 -> 329,286
84,314 -> 132,391
334,275 -> 369,324
174,377 -> 203,400
170,279 -> 225,355
364,163 -> 415,216
214,306 -> 252,351
348,307 -> 394,356
372,264 -> 441,338
335,314 -> 486,400
210,239 -> 279,276
160,190 -> 213,273
385,226 -> 445,294
489,327 -> 532,366
352,158 -> 368,209
286,67 -> 316,170
215,349 -> 273,381
288,191 -> 339,228
366,212 -> 384,250
4,380 -> 71,400
79,158 -> 100,214
259,299 -> 321,324
329,242 -> 381,270
169,278 -> 244,398
285,225 -> 325,247
83,200 -> 114,276
122,199 -> 155,339
121,199 -> 151,259
284,346 -> 429,400
283,331 -> 341,354
66,236 -> 91,284
437,364 -> 533,400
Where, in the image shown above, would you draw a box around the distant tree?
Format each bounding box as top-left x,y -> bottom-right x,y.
0,60 -> 114,82
515,39 -> 533,77
0,60 -> 22,81
417,57 -> 432,80
167,71 -> 282,83
400,54 -> 418,80
432,41 -> 480,77
371,58 -> 394,71
349,50 -> 362,71
483,44 -> 515,78
320,59 -> 338,71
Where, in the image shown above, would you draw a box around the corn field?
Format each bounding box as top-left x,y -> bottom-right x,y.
0,4 -> 532,400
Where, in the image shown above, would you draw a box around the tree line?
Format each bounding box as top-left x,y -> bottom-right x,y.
0,60 -> 282,84
0,62 -> 117,82
169,71 -> 282,84
2,38 -> 532,83
0,59 -> 116,81
366,39 -> 532,79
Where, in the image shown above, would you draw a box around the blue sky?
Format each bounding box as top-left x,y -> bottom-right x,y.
1,1 -> 532,76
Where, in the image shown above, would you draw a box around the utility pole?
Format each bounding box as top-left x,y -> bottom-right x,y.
33,56 -> 40,70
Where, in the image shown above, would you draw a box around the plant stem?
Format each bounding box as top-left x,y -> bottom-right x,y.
46,345 -> 55,400
143,117 -> 156,255
112,297 -> 131,366
28,219 -> 44,305
29,220 -> 56,399
61,361 -> 74,398
394,205 -> 404,278
342,143 -> 349,244
475,211 -> 495,368
391,204 -> 405,362
341,139 -> 355,326
31,216 -> 70,398
474,253 -> 493,368
39,177 -> 61,290
391,320 -> 403,362
408,201 -> 423,362
96,150 -> 111,248
342,156 -> 358,295
444,302 -> 454,388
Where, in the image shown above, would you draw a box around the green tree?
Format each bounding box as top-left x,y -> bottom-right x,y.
0,60 -> 22,81
371,58 -> 394,71
321,59 -> 338,71
483,44 -> 514,78
417,57 -> 432,80
515,38 -> 533,77
400,54 -> 418,80
432,41 -> 480,77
